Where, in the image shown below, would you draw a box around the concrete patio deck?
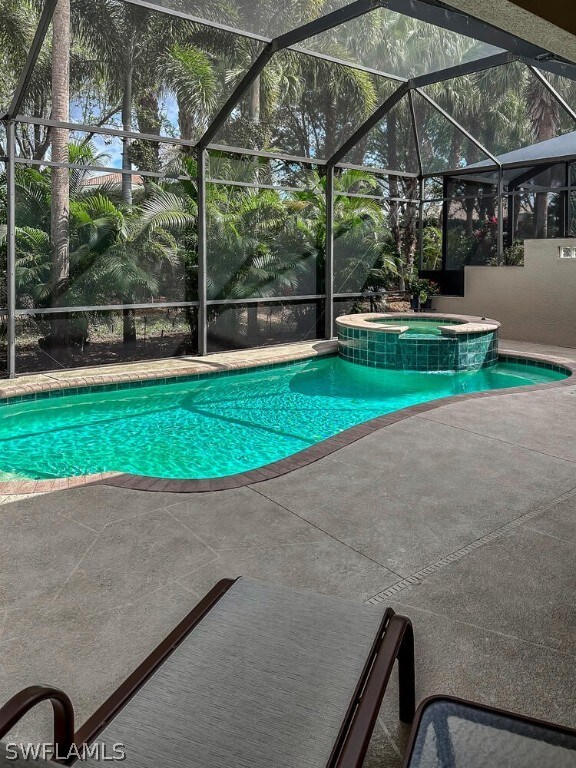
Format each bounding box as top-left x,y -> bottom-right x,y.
0,338 -> 575,766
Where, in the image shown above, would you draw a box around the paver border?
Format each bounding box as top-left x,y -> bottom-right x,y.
0,349 -> 574,495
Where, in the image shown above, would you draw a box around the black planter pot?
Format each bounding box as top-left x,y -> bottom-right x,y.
410,295 -> 420,311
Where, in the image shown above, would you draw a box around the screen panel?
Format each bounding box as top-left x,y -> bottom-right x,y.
300,5 -> 503,79
206,179 -> 321,301
445,179 -> 499,269
143,0 -> 351,40
15,306 -> 198,374
207,298 -> 323,352
421,62 -> 576,160
13,161 -> 198,311
213,49 -> 388,160
420,201 -> 442,271
340,92 -> 419,174
207,150 -> 317,187
411,90 -> 492,174
15,0 -> 266,146
333,170 -> 418,294
539,73 -> 576,127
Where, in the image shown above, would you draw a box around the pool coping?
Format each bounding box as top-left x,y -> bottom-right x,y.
0,340 -> 338,402
0,347 -> 574,495
335,312 -> 501,336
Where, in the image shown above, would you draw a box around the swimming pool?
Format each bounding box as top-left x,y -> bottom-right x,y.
0,355 -> 568,481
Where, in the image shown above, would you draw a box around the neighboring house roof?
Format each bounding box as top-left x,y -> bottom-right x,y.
444,130 -> 576,182
81,172 -> 144,187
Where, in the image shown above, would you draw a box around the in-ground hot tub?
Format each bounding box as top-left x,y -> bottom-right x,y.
336,313 -> 500,372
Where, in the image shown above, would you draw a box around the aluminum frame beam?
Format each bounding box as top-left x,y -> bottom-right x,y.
408,91 -> 423,178
508,162 -> 557,190
497,169 -> 505,262
335,162 -> 418,178
6,122 -> 16,378
410,51 -> 515,89
121,0 -> 271,42
325,165 -> 335,339
15,301 -> 200,315
518,55 -> 576,82
197,148 -> 208,355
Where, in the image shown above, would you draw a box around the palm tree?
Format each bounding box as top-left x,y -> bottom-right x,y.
288,169 -> 396,296
71,0 -> 225,341
49,0 -> 71,345
9,144 -> 182,337
0,0 -> 34,124
526,76 -> 561,238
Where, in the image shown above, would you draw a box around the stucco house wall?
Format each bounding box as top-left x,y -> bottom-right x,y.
433,239 -> 576,348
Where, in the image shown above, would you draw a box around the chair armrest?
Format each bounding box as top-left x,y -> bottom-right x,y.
0,685 -> 75,761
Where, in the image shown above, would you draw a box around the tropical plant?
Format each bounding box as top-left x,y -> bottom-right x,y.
288,169 -> 397,294
7,144 -> 188,344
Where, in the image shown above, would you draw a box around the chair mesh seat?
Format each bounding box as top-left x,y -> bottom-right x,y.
86,578 -> 387,768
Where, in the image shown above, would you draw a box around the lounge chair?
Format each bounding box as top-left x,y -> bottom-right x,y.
0,577 -> 415,767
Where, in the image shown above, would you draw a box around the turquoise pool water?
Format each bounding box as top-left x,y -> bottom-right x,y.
0,356 -> 566,481
369,318 -> 461,336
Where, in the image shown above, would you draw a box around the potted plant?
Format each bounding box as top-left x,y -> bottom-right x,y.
419,279 -> 440,310
409,274 -> 440,312
408,275 -> 439,311
407,274 -> 424,311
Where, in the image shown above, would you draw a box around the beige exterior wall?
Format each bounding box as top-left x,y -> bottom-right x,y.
433,239 -> 576,348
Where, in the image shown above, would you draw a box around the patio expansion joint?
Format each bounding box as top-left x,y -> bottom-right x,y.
413,412 -> 576,467
248,486 -> 405,581
376,716 -> 404,759
365,483 -> 576,606
57,510 -> 101,534
522,524 -> 576,548
163,508 -> 223,562
388,600 -> 576,661
47,534 -> 101,607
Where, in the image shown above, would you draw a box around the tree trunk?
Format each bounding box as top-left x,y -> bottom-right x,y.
464,197 -> 476,237
534,192 -> 549,239
245,76 -> 262,345
387,111 -> 404,289
532,89 -> 557,239
323,88 -> 335,158
402,178 -> 419,279
246,305 -> 259,344
50,0 -> 71,344
448,131 -> 462,171
122,307 -> 137,344
134,90 -> 161,173
121,48 -> 134,206
248,77 -> 261,123
177,91 -> 193,140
